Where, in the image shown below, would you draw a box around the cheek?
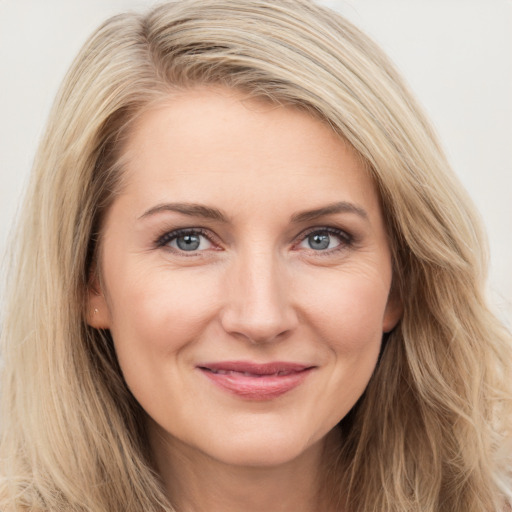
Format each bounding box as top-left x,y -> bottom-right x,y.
300,265 -> 391,351
104,266 -> 225,418
317,276 -> 388,421
106,264 -> 222,360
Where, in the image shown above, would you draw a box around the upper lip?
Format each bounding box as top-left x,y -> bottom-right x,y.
197,361 -> 314,376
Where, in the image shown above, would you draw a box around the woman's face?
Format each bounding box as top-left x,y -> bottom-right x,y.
89,87 -> 401,468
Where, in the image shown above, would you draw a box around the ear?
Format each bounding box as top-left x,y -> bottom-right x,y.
86,274 -> 111,329
382,286 -> 403,333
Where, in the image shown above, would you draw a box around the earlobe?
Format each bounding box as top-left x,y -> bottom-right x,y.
86,278 -> 111,329
382,292 -> 403,334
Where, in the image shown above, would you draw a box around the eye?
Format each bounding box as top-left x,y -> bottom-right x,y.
297,228 -> 351,252
157,229 -> 214,253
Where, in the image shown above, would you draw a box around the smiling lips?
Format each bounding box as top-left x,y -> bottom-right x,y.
198,361 -> 314,400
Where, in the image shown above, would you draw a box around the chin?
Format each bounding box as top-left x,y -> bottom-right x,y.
199,430 -> 325,469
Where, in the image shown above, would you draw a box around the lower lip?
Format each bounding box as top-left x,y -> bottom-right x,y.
199,368 -> 312,400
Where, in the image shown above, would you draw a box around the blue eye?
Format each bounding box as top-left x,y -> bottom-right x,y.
158,229 -> 213,252
298,229 -> 350,251
307,232 -> 331,250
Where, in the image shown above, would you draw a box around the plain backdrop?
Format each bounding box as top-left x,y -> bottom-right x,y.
1,0 -> 511,325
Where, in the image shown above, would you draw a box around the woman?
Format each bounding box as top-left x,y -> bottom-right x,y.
0,0 -> 510,510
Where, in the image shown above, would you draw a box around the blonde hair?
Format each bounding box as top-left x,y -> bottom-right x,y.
1,0 -> 510,510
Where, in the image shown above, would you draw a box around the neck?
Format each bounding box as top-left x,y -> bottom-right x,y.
149,425 -> 342,512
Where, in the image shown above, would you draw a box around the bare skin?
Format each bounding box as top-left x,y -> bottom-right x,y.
88,86 -> 401,511
151,423 -> 342,512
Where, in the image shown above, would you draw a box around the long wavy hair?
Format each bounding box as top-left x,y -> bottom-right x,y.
1,1 -> 510,510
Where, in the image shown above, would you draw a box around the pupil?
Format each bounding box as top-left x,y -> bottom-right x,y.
177,234 -> 200,251
308,233 -> 330,250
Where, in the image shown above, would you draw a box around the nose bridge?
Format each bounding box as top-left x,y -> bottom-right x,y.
220,243 -> 296,343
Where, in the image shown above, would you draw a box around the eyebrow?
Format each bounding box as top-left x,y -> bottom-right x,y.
139,203 -> 229,222
138,200 -> 368,223
290,201 -> 368,223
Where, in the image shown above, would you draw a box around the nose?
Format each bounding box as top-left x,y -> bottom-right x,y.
219,249 -> 298,344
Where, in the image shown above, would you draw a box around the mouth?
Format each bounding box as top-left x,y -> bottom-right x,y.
197,361 -> 315,400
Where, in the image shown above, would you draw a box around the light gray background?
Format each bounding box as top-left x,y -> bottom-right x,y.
1,0 -> 511,324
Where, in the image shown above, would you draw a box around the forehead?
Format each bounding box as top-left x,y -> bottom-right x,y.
117,86 -> 380,220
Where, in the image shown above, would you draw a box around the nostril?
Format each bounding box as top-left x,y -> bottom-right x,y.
220,262 -> 298,342
219,307 -> 298,344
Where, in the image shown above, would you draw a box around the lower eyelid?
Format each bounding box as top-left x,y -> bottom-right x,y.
171,234 -> 212,251
297,228 -> 352,245
155,227 -> 354,254
156,229 -> 215,249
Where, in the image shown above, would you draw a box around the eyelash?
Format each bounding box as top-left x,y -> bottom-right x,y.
156,228 -> 216,251
296,226 -> 354,253
155,226 -> 354,255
